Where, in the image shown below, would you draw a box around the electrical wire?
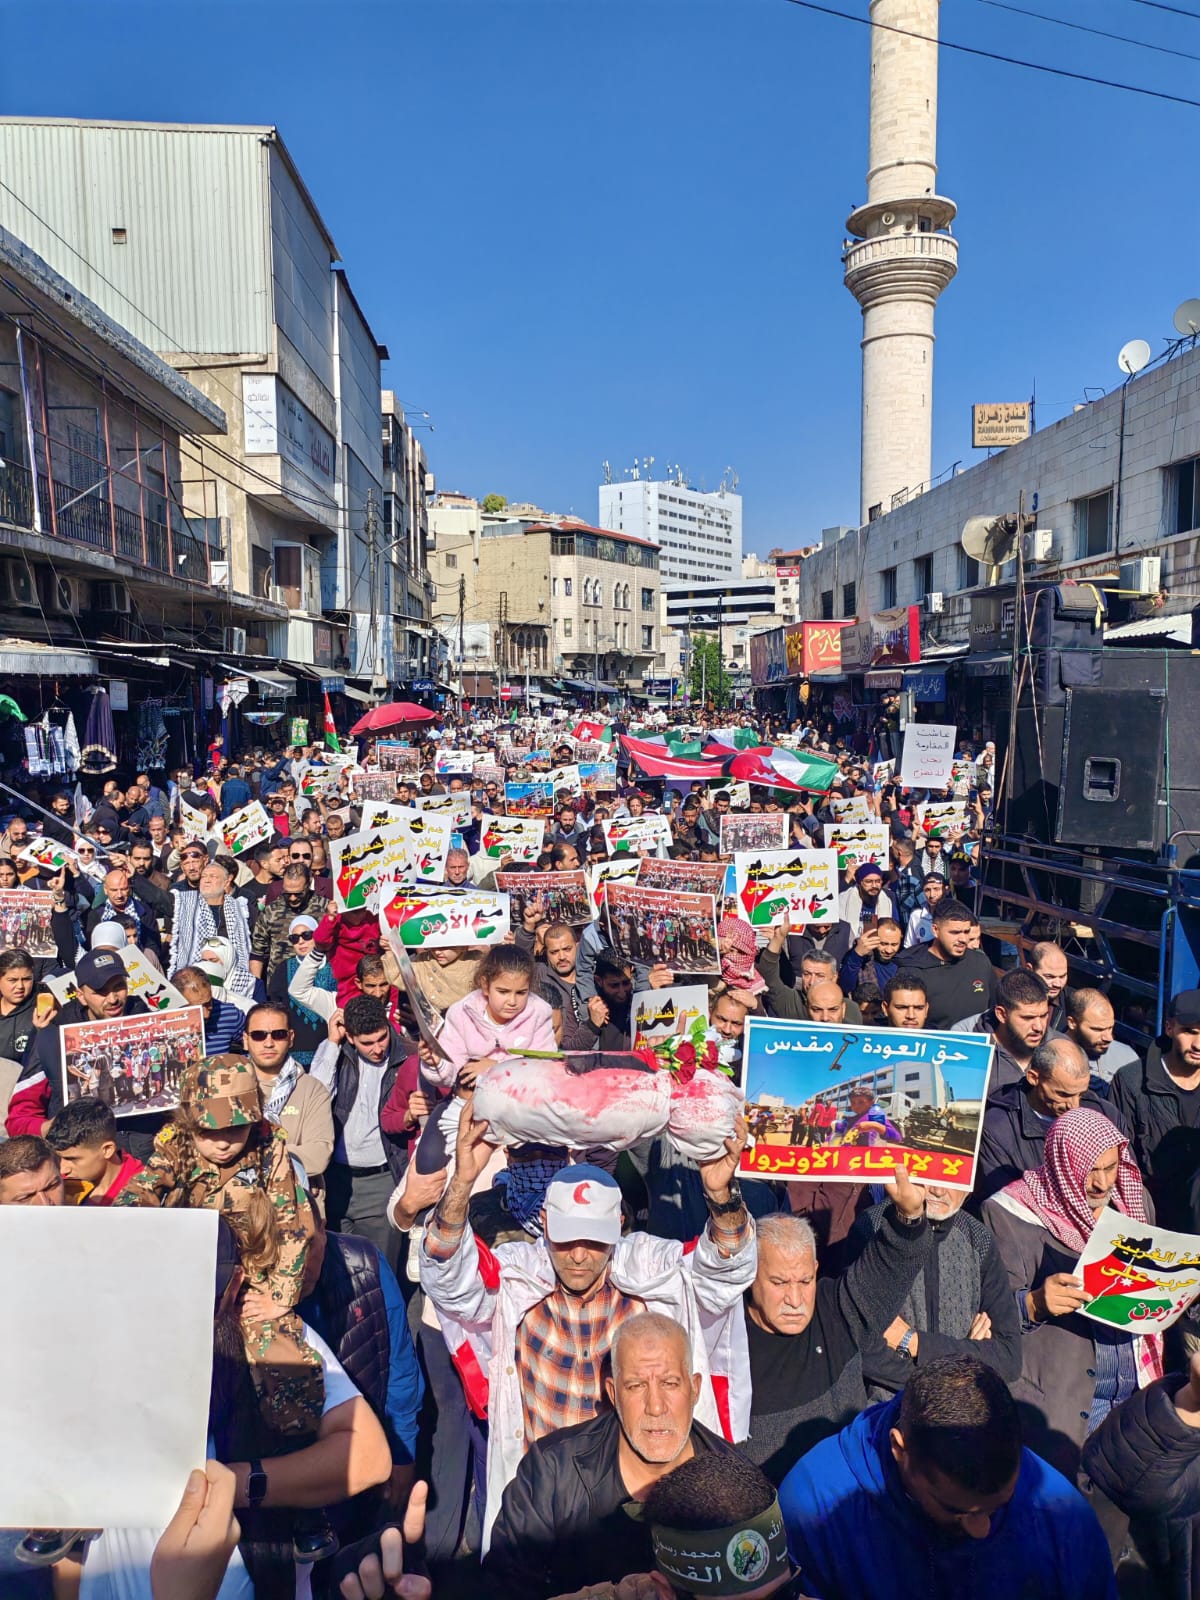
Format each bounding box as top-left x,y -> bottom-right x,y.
974,0 -> 1200,62
781,0 -> 1200,108
1128,0 -> 1200,19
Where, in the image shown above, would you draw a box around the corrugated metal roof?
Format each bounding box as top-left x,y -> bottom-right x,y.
0,119 -> 273,356
1105,612 -> 1194,642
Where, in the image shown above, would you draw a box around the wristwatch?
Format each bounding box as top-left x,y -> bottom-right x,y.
897,1328 -> 917,1360
246,1459 -> 268,1507
705,1178 -> 744,1216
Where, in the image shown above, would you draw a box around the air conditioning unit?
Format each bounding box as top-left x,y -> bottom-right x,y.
44,574 -> 80,615
268,585 -> 288,606
223,626 -> 247,654
0,562 -> 35,608
1022,527 -> 1054,562
924,591 -> 944,614
93,581 -> 132,614
1119,555 -> 1162,596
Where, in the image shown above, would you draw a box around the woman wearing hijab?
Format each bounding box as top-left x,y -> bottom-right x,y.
983,1105 -> 1160,1552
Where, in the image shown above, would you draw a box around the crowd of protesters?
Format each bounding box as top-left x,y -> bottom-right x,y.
0,701 -> 1196,1600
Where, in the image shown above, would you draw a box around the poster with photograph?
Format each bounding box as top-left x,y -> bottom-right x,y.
45,948 -> 189,1014
823,823 -> 891,875
504,782 -> 554,818
434,748 -> 475,776
733,849 -> 839,927
411,792 -> 473,828
16,837 -> 79,876
588,857 -> 640,914
356,772 -> 400,801
632,984 -> 712,1048
482,814 -> 545,862
330,811 -> 452,911
376,742 -> 420,773
916,800 -> 968,838
387,945 -> 448,1060
604,882 -> 719,975
474,763 -> 505,789
1074,1212 -> 1200,1333
220,800 -> 273,859
60,1005 -> 206,1118
379,886 -> 510,949
495,869 -> 592,926
899,723 -> 956,790
872,759 -> 895,784
0,888 -> 56,957
827,794 -> 872,825
575,741 -> 604,764
178,800 -> 211,843
637,859 -> 728,898
739,1017 -> 994,1190
579,761 -> 618,795
719,813 -> 788,857
603,814 -> 673,857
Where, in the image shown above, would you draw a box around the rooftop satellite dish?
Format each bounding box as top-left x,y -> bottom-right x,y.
1175,299 -> 1200,337
1118,338 -> 1151,376
961,513 -> 1018,576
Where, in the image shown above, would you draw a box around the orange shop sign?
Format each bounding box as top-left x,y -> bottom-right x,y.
802,621 -> 850,676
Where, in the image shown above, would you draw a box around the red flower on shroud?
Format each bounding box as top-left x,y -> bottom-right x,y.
633,1048 -> 661,1074
674,1042 -> 698,1084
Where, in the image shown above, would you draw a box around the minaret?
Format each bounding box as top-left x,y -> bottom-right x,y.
843,0 -> 958,526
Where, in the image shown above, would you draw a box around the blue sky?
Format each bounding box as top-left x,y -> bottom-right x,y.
2,0 -> 1197,553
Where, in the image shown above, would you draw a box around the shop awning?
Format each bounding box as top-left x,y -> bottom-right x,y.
0,645 -> 97,677
964,651 -> 1012,678
342,684 -> 373,704
218,662 -> 296,696
562,677 -> 620,695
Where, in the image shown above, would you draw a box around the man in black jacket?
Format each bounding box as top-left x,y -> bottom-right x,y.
976,1037 -> 1128,1200
896,899 -> 995,1030
1110,987 -> 1200,1231
310,994 -> 412,1271
484,1312 -> 746,1599
951,967 -> 1053,1092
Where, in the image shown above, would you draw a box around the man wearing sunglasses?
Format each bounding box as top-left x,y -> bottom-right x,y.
252,864 -> 330,983
243,1000 -> 333,1182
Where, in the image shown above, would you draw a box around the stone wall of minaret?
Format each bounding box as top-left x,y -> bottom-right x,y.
843,0 -> 958,527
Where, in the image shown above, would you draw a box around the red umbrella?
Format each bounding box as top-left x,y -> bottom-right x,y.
349,701 -> 438,737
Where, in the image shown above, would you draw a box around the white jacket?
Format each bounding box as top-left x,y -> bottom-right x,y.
419,1218 -> 756,1551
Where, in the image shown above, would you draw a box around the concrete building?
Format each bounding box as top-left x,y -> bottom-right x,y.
0,223 -> 238,733
842,0 -> 958,525
0,118 -> 392,683
599,474 -> 742,585
381,393 -> 435,685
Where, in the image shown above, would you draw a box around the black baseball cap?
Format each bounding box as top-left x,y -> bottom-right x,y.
1168,990 -> 1200,1026
75,949 -> 126,989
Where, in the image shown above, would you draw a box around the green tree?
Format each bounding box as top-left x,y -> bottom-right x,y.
687,633 -> 728,708
482,493 -> 508,514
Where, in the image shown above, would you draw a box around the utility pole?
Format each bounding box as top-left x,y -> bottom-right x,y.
457,574 -> 466,703
498,591 -> 509,705
363,490 -> 380,683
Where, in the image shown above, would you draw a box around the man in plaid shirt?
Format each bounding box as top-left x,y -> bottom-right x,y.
420,1103 -> 756,1552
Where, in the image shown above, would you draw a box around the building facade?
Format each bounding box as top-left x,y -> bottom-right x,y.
599,475 -> 742,586
381,392 -> 435,685
0,118 -> 397,686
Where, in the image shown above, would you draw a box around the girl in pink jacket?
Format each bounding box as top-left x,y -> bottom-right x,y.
427,946 -> 556,1091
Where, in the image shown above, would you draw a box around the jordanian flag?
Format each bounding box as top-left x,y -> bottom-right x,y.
323,692 -> 341,754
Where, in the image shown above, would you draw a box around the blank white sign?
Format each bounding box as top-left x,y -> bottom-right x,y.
0,1206 -> 216,1528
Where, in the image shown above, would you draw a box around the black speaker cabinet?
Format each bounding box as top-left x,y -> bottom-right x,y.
1056,687 -> 1166,850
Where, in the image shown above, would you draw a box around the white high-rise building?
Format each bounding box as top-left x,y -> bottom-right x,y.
599,477 -> 742,586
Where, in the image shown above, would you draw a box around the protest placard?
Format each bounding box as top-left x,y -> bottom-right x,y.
823,823 -> 891,875
738,1017 -> 994,1190
504,781 -> 554,818
950,757 -> 976,794
60,1004 -> 205,1118
733,849 -> 839,927
632,984 -> 712,1047
386,944 -> 448,1059
496,868 -> 592,926
300,765 -> 336,799
575,741 -> 604,763
637,858 -> 727,898
411,791 -> 473,828
0,1206 -> 216,1528
588,857 -> 640,913
330,811 -> 452,910
379,885 -> 510,948
605,882 -> 719,975
376,742 -> 420,773
872,759 -> 895,784
708,779 -> 752,809
17,837 -> 79,876
45,947 -> 189,1013
543,764 -> 581,796
719,813 -> 788,856
474,762 -> 505,789
579,760 -> 618,795
827,794 -> 872,824
178,798 -> 211,843
1074,1212 -> 1200,1333
603,813 -> 673,856
916,800 -> 968,838
481,813 -> 546,862
434,748 -> 474,775
219,799 -> 272,858
0,888 -> 55,956
899,722 -> 956,790
356,771 -> 400,801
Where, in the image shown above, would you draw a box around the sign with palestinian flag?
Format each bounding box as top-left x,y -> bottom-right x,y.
733,848 -> 839,928
1074,1211 -> 1200,1333
823,823 -> 890,875
603,813 -> 673,857
587,857 -> 640,914
329,810 -> 452,911
220,800 -> 273,858
378,885 -> 510,949
482,814 -> 545,862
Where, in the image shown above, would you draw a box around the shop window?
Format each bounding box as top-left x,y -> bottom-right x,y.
1075,490 -> 1112,559
881,567 -> 897,606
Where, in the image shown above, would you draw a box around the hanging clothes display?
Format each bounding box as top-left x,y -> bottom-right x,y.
136,698 -> 170,771
80,686 -> 118,775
